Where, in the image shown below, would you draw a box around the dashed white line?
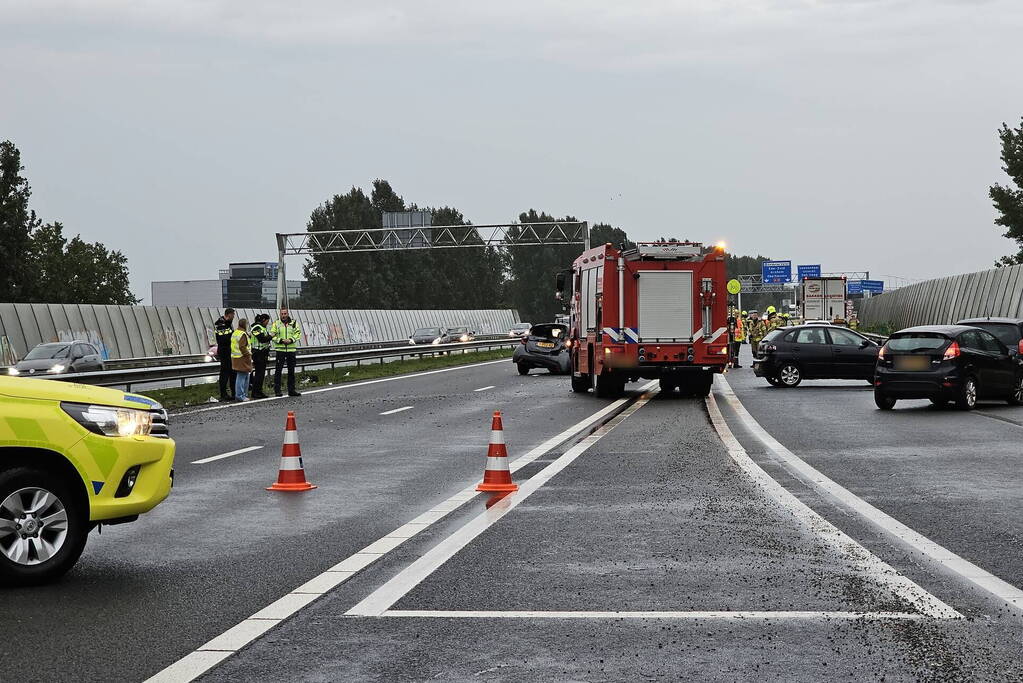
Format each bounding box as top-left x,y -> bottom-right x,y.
144,384 -> 652,683
713,374 -> 1023,613
175,358 -> 509,417
473,385 -> 496,392
380,406 -> 413,415
191,446 -> 263,465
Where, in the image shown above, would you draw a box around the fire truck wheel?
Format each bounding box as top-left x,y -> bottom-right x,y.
658,377 -> 677,393
571,373 -> 591,393
594,373 -> 624,398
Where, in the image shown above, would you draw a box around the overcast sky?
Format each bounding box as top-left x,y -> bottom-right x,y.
2,0 -> 1022,301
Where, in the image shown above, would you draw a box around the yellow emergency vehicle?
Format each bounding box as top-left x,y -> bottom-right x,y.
0,376 -> 174,584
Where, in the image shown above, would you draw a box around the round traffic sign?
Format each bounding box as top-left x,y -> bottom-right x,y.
726,279 -> 742,295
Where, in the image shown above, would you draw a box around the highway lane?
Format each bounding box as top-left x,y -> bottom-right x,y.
204,384 -> 1023,681
725,345 -> 1023,594
0,358 -> 629,682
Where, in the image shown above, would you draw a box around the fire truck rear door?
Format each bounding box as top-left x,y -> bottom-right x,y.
638,270 -> 694,342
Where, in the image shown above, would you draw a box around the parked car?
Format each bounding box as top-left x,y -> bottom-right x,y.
956,317 -> 1023,350
753,324 -> 879,387
9,342 -> 105,376
874,325 -> 1023,410
513,323 -> 571,375
409,327 -> 444,345
440,326 -> 474,343
508,322 -> 532,337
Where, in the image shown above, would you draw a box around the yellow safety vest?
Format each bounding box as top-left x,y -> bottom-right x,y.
230,330 -> 248,359
270,319 -> 302,352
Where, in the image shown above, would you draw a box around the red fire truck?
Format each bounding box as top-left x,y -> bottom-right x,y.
556,241 -> 730,398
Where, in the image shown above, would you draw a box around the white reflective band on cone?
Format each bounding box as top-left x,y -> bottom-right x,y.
484,457 -> 510,471
283,431 -> 299,445
489,431 -> 505,445
279,457 -> 304,470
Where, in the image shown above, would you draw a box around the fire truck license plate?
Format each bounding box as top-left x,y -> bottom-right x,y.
537,341 -> 555,348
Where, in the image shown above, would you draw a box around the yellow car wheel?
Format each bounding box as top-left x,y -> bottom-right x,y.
0,466 -> 88,586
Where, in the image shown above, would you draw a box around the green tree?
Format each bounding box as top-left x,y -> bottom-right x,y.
27,223 -> 138,304
504,210 -> 580,322
0,140 -> 138,304
992,118 -> 1023,267
0,140 -> 39,301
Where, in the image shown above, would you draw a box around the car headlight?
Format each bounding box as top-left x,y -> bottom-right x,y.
61,402 -> 153,437
409,338 -> 415,345
460,335 -> 469,342
50,364 -> 66,373
7,367 -> 19,376
432,338 -> 442,345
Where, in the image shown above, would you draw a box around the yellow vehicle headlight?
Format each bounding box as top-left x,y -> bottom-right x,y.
61,402 -> 153,437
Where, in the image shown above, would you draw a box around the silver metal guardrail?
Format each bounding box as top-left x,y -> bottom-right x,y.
30,339 -> 518,392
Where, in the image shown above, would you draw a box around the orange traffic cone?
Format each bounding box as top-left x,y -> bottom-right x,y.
476,411 -> 518,493
267,411 -> 317,492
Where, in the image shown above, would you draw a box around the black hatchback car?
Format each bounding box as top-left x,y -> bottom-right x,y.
874,325 -> 1023,410
752,324 -> 880,387
512,323 -> 571,375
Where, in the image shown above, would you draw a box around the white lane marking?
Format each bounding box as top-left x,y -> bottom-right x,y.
174,358 -> 509,416
144,384 -> 651,683
381,610 -> 926,621
714,375 -> 1023,613
708,377 -> 960,619
473,385 -> 496,392
379,406 -> 413,416
346,388 -> 656,617
190,446 -> 262,465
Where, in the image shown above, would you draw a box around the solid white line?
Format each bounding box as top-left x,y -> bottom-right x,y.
144,383 -> 652,683
346,388 -> 657,617
379,406 -> 413,415
714,375 -> 1023,613
473,385 -> 496,392
190,446 -> 263,465
380,610 -> 926,621
705,381 -> 959,619
175,358 -> 510,416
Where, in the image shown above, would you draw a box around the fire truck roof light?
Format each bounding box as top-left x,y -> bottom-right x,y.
716,241 -> 727,250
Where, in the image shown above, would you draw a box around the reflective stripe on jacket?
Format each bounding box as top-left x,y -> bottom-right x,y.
270,319 -> 302,352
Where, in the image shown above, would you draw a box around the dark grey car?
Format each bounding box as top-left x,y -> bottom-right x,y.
408,327 -> 443,345
513,323 -> 571,375
11,341 -> 105,376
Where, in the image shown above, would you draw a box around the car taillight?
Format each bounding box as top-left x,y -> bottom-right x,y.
942,341 -> 960,361
878,344 -> 886,360
1018,340 -> 1023,355
763,344 -> 777,353
520,337 -> 528,345
565,339 -> 572,349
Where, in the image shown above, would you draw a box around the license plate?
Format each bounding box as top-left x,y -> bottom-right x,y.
536,342 -> 555,348
894,355 -> 930,371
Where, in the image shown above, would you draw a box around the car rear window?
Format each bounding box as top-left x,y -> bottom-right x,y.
887,333 -> 948,351
531,324 -> 567,339
968,323 -> 1020,347
762,330 -> 785,342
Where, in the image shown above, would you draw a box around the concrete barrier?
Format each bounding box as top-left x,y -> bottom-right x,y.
858,264 -> 1023,329
0,304 -> 520,362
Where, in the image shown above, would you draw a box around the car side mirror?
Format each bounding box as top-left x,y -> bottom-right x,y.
859,340 -> 871,349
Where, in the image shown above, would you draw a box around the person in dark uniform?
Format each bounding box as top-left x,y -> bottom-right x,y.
214,308 -> 236,401
249,314 -> 272,399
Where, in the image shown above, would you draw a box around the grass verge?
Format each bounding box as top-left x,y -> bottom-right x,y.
140,348 -> 513,411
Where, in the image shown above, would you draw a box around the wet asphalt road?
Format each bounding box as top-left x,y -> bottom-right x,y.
7,346 -> 1023,681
